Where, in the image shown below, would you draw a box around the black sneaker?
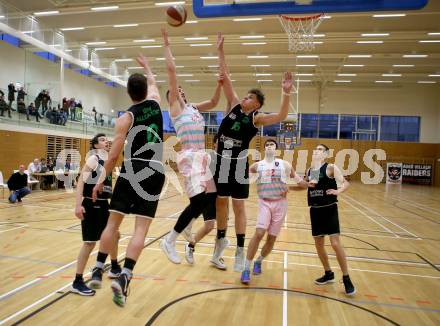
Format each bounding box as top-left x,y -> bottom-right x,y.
17,198 -> 22,203
89,267 -> 103,289
314,271 -> 335,285
342,275 -> 356,296
108,265 -> 122,279
111,273 -> 130,307
71,280 -> 95,296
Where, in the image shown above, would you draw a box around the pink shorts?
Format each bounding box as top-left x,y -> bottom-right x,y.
256,197 -> 288,236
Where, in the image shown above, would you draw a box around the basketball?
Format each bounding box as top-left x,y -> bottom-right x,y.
166,5 -> 187,27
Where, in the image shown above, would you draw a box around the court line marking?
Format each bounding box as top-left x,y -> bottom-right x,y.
283,251 -> 288,326
0,231 -> 169,326
345,194 -> 420,239
142,246 -> 440,280
339,197 -> 399,238
0,235 -> 130,302
0,209 -> 180,325
0,225 -> 27,233
391,196 -> 440,216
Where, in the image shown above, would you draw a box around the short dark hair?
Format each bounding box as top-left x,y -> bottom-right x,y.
318,143 -> 329,152
264,138 -> 278,149
213,134 -> 218,144
91,133 -> 106,150
248,88 -> 265,108
127,73 -> 147,101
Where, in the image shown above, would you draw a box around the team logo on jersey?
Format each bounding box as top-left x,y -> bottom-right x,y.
229,113 -> 236,120
242,116 -> 250,124
275,161 -> 279,167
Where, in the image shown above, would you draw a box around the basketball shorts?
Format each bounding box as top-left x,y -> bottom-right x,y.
81,198 -> 110,242
256,197 -> 288,236
110,160 -> 165,218
214,156 -> 250,200
310,203 -> 340,237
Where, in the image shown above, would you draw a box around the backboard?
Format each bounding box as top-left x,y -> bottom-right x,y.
193,0 -> 429,18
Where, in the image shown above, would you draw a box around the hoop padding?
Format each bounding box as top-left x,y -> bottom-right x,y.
278,13 -> 323,52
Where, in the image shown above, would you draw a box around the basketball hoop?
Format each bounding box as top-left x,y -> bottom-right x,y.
278,13 -> 324,52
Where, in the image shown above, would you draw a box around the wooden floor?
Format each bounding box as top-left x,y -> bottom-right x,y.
0,181 -> 439,326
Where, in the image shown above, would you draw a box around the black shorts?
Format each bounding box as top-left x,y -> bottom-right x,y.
214,157 -> 249,199
310,203 -> 340,237
201,192 -> 216,221
81,198 -> 110,242
110,161 -> 165,218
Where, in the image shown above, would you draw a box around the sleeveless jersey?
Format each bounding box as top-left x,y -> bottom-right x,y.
122,99 -> 163,172
171,104 -> 205,151
83,154 -> 112,199
256,159 -> 288,199
307,163 -> 338,207
217,104 -> 259,159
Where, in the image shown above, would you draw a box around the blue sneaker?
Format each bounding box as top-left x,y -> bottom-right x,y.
253,260 -> 262,275
241,269 -> 250,284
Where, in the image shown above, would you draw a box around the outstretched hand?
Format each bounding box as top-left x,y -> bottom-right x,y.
217,32 -> 224,51
136,54 -> 150,69
161,28 -> 170,46
282,72 -> 293,94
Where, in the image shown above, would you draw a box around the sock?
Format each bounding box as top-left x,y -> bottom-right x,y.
256,255 -> 264,263
167,230 -> 179,243
122,257 -> 136,275
217,229 -> 226,239
74,274 -> 83,282
96,251 -> 108,268
111,259 -> 119,269
343,274 -> 350,278
245,259 -> 251,271
236,234 -> 245,247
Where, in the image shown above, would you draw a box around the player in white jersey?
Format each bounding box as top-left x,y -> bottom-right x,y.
241,139 -> 309,284
159,29 -> 222,264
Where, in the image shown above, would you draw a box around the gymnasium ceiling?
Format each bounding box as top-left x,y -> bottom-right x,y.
2,0 -> 440,88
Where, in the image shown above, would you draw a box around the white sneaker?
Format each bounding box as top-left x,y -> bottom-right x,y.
210,238 -> 229,270
160,239 -> 181,264
234,247 -> 245,272
185,243 -> 195,265
182,222 -> 195,243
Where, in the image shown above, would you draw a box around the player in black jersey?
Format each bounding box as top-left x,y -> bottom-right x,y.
71,133 -> 121,296
211,33 -> 294,272
92,54 -> 165,307
294,144 -> 355,296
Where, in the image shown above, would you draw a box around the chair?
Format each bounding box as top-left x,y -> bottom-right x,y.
25,170 -> 40,190
0,171 -> 8,199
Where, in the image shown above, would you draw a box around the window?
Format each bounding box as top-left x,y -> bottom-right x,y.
318,114 -> 338,139
380,116 -> 420,142
300,114 -> 318,138
339,115 -> 356,139
262,123 -> 280,136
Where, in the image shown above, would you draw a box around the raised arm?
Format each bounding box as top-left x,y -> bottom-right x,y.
136,54 -> 160,104
217,33 -> 239,109
161,28 -> 185,117
254,72 -> 293,127
194,78 -> 222,112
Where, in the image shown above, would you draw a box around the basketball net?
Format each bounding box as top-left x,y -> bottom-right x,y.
278,13 -> 324,52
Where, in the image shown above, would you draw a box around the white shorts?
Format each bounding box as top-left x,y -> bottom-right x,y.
177,150 -> 216,198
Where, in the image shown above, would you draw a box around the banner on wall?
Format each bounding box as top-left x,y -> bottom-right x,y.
402,164 -> 432,185
386,163 -> 403,184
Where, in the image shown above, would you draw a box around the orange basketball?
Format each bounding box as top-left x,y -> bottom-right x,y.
166,5 -> 187,27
